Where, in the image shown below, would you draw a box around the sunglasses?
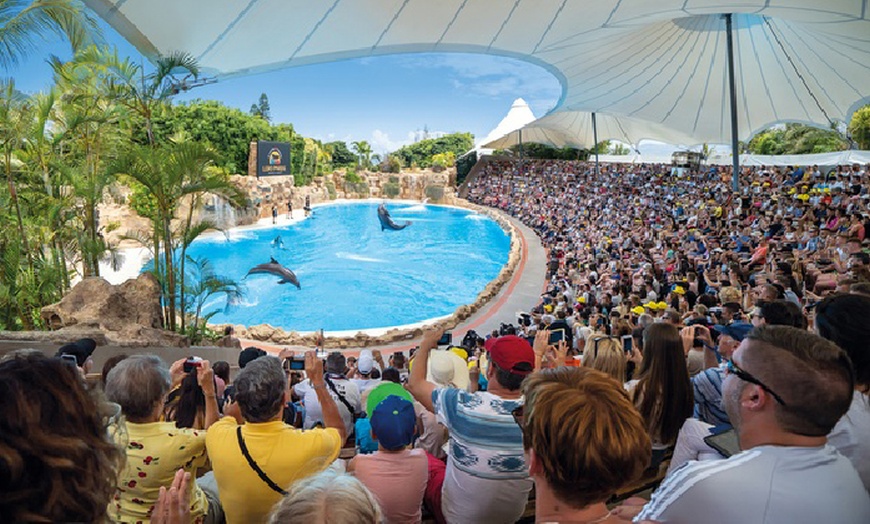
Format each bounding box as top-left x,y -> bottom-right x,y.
511,404 -> 524,429
725,359 -> 787,405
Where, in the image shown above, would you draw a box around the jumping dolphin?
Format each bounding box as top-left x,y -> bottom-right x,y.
377,204 -> 411,231
245,257 -> 301,289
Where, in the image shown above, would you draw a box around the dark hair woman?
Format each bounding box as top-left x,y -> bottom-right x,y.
0,351 -> 123,522
626,323 -> 694,467
815,293 -> 870,491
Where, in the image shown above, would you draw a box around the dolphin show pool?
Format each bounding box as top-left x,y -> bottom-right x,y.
185,202 -> 511,333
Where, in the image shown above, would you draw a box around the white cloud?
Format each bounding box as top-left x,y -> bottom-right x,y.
396,53 -> 561,112
370,130 -> 413,154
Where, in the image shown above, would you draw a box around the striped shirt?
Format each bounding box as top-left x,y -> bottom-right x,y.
692,366 -> 729,426
433,388 -> 532,524
636,445 -> 870,523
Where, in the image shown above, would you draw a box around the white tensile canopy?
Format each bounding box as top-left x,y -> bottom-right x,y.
476,98 -> 537,149
84,0 -> 870,148
482,111 -> 698,150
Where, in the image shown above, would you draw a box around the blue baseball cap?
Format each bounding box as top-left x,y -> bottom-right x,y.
713,322 -> 753,341
370,395 -> 416,451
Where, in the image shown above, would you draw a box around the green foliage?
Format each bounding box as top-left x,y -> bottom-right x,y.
345,182 -> 369,196
249,93 -> 270,122
849,105 -> 870,150
747,123 -> 848,155
394,132 -> 473,168
510,143 -> 586,160
345,170 -> 363,183
456,151 -> 477,184
381,155 -> 402,173
328,141 -> 356,166
609,143 -> 630,155
0,0 -> 101,68
325,182 -> 336,199
382,182 -> 400,198
424,185 -> 444,201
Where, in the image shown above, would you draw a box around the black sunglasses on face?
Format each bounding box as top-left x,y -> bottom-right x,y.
725,359 -> 787,406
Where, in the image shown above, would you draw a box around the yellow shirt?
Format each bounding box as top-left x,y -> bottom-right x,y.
109,421 -> 209,523
206,417 -> 341,524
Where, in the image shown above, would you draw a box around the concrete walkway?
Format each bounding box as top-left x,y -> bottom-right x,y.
241,208 -> 547,355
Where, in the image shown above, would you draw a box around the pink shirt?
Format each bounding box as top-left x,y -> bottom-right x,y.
351,448 -> 428,524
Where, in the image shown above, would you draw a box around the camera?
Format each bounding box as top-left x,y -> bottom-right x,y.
60,354 -> 79,366
621,335 -> 633,353
548,329 -> 565,345
183,356 -> 203,373
284,356 -> 306,371
437,332 -> 453,347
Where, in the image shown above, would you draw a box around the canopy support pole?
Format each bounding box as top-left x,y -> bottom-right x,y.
725,13 -> 740,192
592,112 -> 600,177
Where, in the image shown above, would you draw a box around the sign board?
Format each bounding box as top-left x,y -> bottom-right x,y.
256,141 -> 291,177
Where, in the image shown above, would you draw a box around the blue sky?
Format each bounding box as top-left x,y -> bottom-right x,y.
9,15 -> 687,157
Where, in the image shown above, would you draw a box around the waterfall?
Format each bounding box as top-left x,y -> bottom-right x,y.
211,195 -> 237,229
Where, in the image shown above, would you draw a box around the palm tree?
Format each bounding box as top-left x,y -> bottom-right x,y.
113,140 -> 244,331
0,79 -> 33,269
351,140 -> 372,170
0,0 -> 100,69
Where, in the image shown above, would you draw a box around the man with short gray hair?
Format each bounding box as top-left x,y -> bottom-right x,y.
207,353 -> 345,524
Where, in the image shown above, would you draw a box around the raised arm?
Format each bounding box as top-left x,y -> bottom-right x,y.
408,327 -> 443,413
305,351 -> 347,443
197,360 -> 220,429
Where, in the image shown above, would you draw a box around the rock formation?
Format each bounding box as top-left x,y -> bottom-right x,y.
39,273 -> 189,347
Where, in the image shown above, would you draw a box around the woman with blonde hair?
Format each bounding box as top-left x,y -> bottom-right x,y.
582,336 -> 627,383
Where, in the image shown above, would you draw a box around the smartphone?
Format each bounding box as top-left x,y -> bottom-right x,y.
703,428 -> 740,458
621,335 -> 633,353
183,356 -> 203,373
548,329 -> 565,345
437,332 -> 453,347
60,354 -> 79,366
285,357 -> 305,371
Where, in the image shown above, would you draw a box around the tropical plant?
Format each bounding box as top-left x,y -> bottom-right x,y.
351,140 -> 372,169
182,255 -> 243,344
848,105 -> 870,150
0,0 -> 100,69
394,132 -> 473,168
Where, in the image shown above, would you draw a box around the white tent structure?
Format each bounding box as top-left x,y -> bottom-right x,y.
482,110 -> 698,150
86,0 -> 870,185
476,98 -> 536,151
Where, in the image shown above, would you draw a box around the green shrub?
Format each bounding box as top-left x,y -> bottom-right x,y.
382,183 -> 400,198
345,170 -> 362,183
424,185 -> 444,201
346,182 -> 370,196
325,182 -> 336,199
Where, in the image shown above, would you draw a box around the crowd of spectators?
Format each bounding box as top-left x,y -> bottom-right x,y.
1,157 -> 870,523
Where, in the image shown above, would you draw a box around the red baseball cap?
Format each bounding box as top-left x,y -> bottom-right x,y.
488,335 -> 535,376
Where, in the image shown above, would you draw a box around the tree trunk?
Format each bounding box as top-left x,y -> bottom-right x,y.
6,150 -> 33,272
163,216 -> 176,331
179,195 -> 196,333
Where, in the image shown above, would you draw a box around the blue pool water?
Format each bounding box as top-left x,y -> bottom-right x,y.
186,202 -> 511,332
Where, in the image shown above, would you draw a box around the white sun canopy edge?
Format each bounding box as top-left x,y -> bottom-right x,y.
84,0 -> 870,145
482,110 -> 700,150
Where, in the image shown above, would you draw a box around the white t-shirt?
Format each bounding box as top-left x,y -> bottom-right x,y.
637,445 -> 870,523
828,391 -> 870,493
294,377 -> 360,437
433,388 -> 532,524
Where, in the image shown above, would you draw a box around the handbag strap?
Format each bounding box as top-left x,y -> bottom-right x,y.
323,376 -> 357,417
236,426 -> 287,496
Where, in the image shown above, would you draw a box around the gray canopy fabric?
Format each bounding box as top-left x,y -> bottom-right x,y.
84,0 -> 870,144
482,111 -> 699,150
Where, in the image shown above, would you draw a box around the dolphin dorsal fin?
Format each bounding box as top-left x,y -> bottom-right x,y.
270,256 -> 279,264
